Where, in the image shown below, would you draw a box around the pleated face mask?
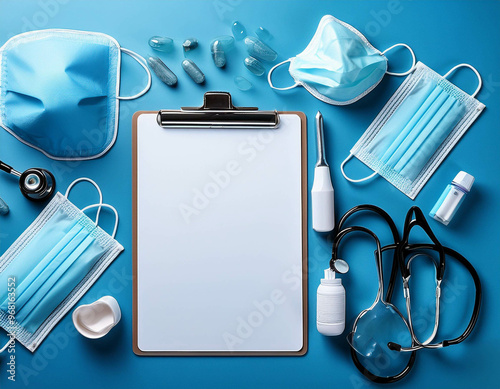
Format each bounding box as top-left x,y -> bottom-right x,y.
0,29 -> 152,160
341,62 -> 485,199
267,15 -> 416,105
0,178 -> 123,352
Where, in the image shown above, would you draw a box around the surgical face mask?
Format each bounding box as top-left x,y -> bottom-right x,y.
341,62 -> 485,199
0,29 -> 152,161
267,15 -> 416,105
0,178 -> 123,352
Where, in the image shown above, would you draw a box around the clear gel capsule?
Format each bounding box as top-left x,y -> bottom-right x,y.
182,38 -> 199,52
244,36 -> 277,62
232,21 -> 247,41
182,59 -> 205,84
234,76 -> 253,91
211,40 -> 226,68
148,57 -> 178,86
211,35 -> 235,52
148,36 -> 174,52
255,27 -> 272,42
0,196 -> 9,215
244,56 -> 265,76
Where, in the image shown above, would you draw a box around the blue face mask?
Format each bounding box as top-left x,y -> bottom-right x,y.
0,178 -> 123,352
267,15 -> 416,105
0,29 -> 152,161
341,62 -> 485,199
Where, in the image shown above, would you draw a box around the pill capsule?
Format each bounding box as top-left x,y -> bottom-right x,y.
232,21 -> 247,41
244,36 -> 277,62
244,56 -> 265,76
0,197 -> 9,215
255,27 -> 272,42
234,76 -> 253,91
148,36 -> 174,52
210,35 -> 235,52
211,40 -> 226,68
182,59 -> 205,84
148,57 -> 178,86
182,38 -> 198,52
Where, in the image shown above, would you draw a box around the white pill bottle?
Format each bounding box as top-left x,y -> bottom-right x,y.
317,268 -> 345,336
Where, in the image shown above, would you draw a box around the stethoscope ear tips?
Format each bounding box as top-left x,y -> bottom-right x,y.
19,168 -> 56,201
387,342 -> 401,351
332,258 -> 349,274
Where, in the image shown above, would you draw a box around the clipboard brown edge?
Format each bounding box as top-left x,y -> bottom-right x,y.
132,111 -> 308,356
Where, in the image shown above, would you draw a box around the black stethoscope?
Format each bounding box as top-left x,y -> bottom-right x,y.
0,160 -> 56,201
330,205 -> 482,383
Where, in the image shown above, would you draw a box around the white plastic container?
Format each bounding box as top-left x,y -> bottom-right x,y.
317,268 -> 345,336
72,296 -> 121,339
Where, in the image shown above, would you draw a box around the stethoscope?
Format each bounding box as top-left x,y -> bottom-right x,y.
330,205 -> 482,383
0,160 -> 56,201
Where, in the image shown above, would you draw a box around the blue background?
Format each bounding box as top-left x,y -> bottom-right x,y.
0,0 -> 498,388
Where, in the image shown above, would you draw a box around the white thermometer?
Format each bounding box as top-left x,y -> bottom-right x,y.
311,111 -> 335,232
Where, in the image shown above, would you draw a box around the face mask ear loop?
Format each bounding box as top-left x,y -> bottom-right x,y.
268,59 -> 300,90
443,64 -> 482,98
81,203 -> 119,239
382,43 -> 416,76
340,154 -> 378,182
0,338 -> 13,353
65,178 -> 103,224
117,48 -> 152,100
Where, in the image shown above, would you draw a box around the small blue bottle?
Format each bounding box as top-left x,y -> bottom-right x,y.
429,171 -> 474,226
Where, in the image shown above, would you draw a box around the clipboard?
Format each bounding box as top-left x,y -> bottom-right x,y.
132,92 -> 307,356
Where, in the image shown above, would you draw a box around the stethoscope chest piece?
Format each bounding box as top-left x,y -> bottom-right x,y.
19,168 -> 56,201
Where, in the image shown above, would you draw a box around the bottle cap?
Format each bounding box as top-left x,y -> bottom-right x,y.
322,268 -> 341,285
452,171 -> 474,192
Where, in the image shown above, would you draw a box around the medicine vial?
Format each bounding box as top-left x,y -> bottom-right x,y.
317,268 -> 345,336
429,171 -> 474,226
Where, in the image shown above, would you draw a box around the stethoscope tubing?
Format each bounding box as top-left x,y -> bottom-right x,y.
382,243 -> 482,350
0,160 -> 55,201
332,205 -> 482,383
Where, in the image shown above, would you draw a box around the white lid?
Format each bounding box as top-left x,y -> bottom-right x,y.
322,268 -> 341,284
452,171 -> 474,192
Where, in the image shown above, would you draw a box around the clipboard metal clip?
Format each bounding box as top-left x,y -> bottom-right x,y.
157,91 -> 280,129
